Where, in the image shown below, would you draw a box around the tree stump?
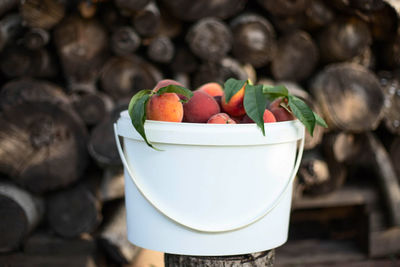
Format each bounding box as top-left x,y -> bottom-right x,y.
165,249 -> 275,267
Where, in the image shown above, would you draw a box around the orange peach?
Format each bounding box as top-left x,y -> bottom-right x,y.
183,91 -> 220,123
197,82 -> 224,97
207,113 -> 236,124
221,85 -> 246,117
146,92 -> 183,122
241,109 -> 277,123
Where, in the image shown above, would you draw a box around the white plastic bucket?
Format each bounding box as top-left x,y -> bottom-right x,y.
114,110 -> 305,256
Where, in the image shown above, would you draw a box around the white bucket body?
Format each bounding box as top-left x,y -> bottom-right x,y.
115,110 -> 305,256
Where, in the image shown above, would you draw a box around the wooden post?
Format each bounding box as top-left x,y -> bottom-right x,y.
165,249 -> 275,266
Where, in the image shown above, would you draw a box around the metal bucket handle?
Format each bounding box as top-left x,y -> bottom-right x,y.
114,123 -> 305,233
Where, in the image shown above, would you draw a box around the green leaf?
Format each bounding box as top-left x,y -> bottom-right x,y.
288,95 -> 316,136
130,94 -> 160,150
156,85 -> 193,103
262,85 -> 288,98
224,78 -> 246,103
244,84 -> 267,136
314,112 -> 328,128
128,89 -> 152,118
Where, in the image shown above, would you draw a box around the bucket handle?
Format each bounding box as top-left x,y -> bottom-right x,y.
114,123 -> 305,233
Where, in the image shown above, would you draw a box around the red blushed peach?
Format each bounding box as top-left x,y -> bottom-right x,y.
153,79 -> 184,91
241,109 -> 277,123
197,82 -> 224,97
207,113 -> 236,124
269,97 -> 294,122
146,93 -> 183,122
221,86 -> 246,117
183,91 -> 220,123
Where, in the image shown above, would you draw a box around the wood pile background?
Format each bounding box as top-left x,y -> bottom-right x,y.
0,0 -> 399,266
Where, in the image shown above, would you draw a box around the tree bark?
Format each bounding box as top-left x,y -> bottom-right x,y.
100,55 -> 162,101
318,17 -> 371,63
0,181 -> 44,252
186,17 -> 232,62
159,0 -> 246,21
99,202 -> 140,264
310,63 -> 384,132
165,249 -> 275,267
47,182 -> 102,238
20,0 -> 65,30
271,30 -> 318,82
230,13 -> 276,68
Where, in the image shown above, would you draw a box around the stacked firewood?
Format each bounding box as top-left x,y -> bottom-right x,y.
0,0 -> 399,266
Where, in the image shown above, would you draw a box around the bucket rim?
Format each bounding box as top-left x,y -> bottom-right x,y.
117,110 -> 304,146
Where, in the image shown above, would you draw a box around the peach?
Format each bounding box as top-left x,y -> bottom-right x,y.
183,91 -> 220,123
146,92 -> 183,122
269,97 -> 294,122
153,79 -> 184,91
241,109 -> 277,123
221,85 -> 246,117
197,82 -> 224,97
207,113 -> 236,124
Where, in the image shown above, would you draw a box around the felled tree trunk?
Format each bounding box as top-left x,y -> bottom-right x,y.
230,14 -> 276,68
99,202 -> 140,264
318,17 -> 371,63
20,0 -> 65,30
310,63 -> 384,132
271,30 -> 318,82
54,16 -> 108,93
165,249 -> 275,267
47,182 -> 102,238
100,55 -> 162,100
159,0 -> 246,21
186,17 -> 232,62
0,181 -> 44,252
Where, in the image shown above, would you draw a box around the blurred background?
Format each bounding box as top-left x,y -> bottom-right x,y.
0,0 -> 399,266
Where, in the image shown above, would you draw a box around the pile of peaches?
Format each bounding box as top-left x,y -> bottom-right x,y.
146,79 -> 294,124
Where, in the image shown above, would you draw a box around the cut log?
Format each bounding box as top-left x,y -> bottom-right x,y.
173,72 -> 191,89
158,9 -> 182,38
271,30 -> 318,82
368,1 -> 399,41
132,1 -> 160,37
165,249 -> 275,266
257,0 -> 310,16
20,0 -> 65,30
365,132 -> 400,226
378,35 -> 400,69
270,14 -> 305,34
390,137 -> 400,182
159,0 -> 246,21
378,71 -> 400,135
111,26 -> 141,56
54,16 -> 108,93
47,182 -> 102,238
0,103 -> 87,193
71,91 -> 114,126
0,46 -> 57,78
0,13 -> 22,51
323,132 -> 369,164
318,17 -> 371,63
115,0 -> 150,11
78,0 -> 98,19
0,0 -> 18,17
170,46 -> 198,74
100,55 -> 162,101
310,63 -> 384,132
276,81 -> 324,150
22,28 -> 50,50
0,181 -> 44,252
304,0 -> 335,30
99,202 -> 140,264
193,57 -> 249,88
146,36 -> 174,63
186,18 -> 232,62
350,47 -> 375,69
88,103 -> 128,167
99,167 -> 125,202
230,13 -> 276,68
